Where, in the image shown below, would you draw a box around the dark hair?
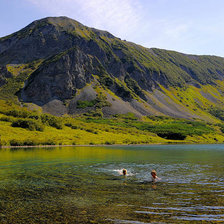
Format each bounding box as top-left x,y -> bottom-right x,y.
151,170 -> 157,176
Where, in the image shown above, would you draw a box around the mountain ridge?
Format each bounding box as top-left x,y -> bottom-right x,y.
1,16 -> 224,121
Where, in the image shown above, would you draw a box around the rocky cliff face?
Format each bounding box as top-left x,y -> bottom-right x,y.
1,16 -> 224,120
21,47 -> 97,105
0,66 -> 12,87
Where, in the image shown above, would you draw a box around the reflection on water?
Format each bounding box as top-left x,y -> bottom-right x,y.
0,144 -> 224,223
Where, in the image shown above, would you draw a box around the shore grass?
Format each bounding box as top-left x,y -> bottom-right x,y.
0,100 -> 224,147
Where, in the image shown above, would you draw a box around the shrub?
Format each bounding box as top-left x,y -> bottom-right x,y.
65,123 -> 79,129
41,139 -> 56,145
23,139 -> 37,146
6,109 -> 30,118
0,116 -> 14,122
85,129 -> 98,134
83,109 -> 103,118
116,85 -> 132,99
77,94 -> 111,109
147,115 -> 170,121
11,119 -> 44,131
217,124 -> 224,133
115,112 -> 138,120
124,75 -> 146,100
4,109 -> 40,120
94,94 -> 111,108
40,114 -> 63,129
105,140 -> 115,145
209,108 -> 224,121
9,138 -> 56,146
77,100 -> 96,109
10,139 -> 24,146
157,132 -> 187,140
121,119 -> 213,140
98,73 -> 114,87
28,114 -> 40,120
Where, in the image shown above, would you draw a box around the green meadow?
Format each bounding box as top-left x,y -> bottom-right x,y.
0,100 -> 224,147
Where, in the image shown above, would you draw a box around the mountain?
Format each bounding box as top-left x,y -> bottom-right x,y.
1,16 -> 224,121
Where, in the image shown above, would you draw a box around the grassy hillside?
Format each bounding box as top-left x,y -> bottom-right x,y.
1,16 -> 224,146
0,100 -> 224,147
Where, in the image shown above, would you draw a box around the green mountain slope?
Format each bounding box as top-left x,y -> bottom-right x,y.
1,16 -> 224,122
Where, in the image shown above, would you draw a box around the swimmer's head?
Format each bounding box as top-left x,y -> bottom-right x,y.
151,169 -> 157,178
122,169 -> 127,176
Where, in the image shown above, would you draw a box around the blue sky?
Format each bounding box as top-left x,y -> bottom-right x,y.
1,0 -> 224,57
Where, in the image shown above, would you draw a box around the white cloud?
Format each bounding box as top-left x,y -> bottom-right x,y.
136,18 -> 193,52
26,0 -> 143,39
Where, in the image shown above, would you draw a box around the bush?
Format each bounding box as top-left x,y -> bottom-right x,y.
124,75 -> 146,100
65,123 -> 79,129
6,109 -> 30,118
23,139 -> 37,146
114,112 -> 138,120
9,138 -> 56,146
209,108 -> 224,121
77,94 -> 111,109
105,140 -> 115,145
5,109 -> 40,120
41,139 -> 56,145
157,132 -> 187,140
98,73 -> 114,87
10,139 -> 24,146
40,114 -> 63,129
147,115 -> 170,121
94,94 -> 111,108
11,119 -> 44,131
83,109 -> 103,118
85,129 -> 98,134
217,124 -> 224,133
77,100 -> 96,109
0,116 -> 14,122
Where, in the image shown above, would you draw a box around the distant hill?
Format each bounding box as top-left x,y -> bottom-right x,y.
1,16 -> 224,121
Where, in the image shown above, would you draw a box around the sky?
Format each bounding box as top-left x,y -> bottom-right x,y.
0,0 -> 224,57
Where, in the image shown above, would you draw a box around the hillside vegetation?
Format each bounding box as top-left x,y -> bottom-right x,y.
1,17 -> 224,145
0,100 -> 224,147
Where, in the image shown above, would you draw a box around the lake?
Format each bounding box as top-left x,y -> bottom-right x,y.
0,144 -> 224,223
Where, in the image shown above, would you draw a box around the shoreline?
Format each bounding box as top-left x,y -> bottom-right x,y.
0,141 -> 223,149
0,143 -> 163,149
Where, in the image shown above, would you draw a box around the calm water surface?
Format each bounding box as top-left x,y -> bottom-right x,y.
0,144 -> 224,223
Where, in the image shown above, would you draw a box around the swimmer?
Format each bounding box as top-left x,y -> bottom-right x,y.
122,169 -> 127,176
151,169 -> 161,182
116,169 -> 128,176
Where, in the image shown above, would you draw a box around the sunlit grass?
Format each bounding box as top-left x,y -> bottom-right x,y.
0,97 -> 224,147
